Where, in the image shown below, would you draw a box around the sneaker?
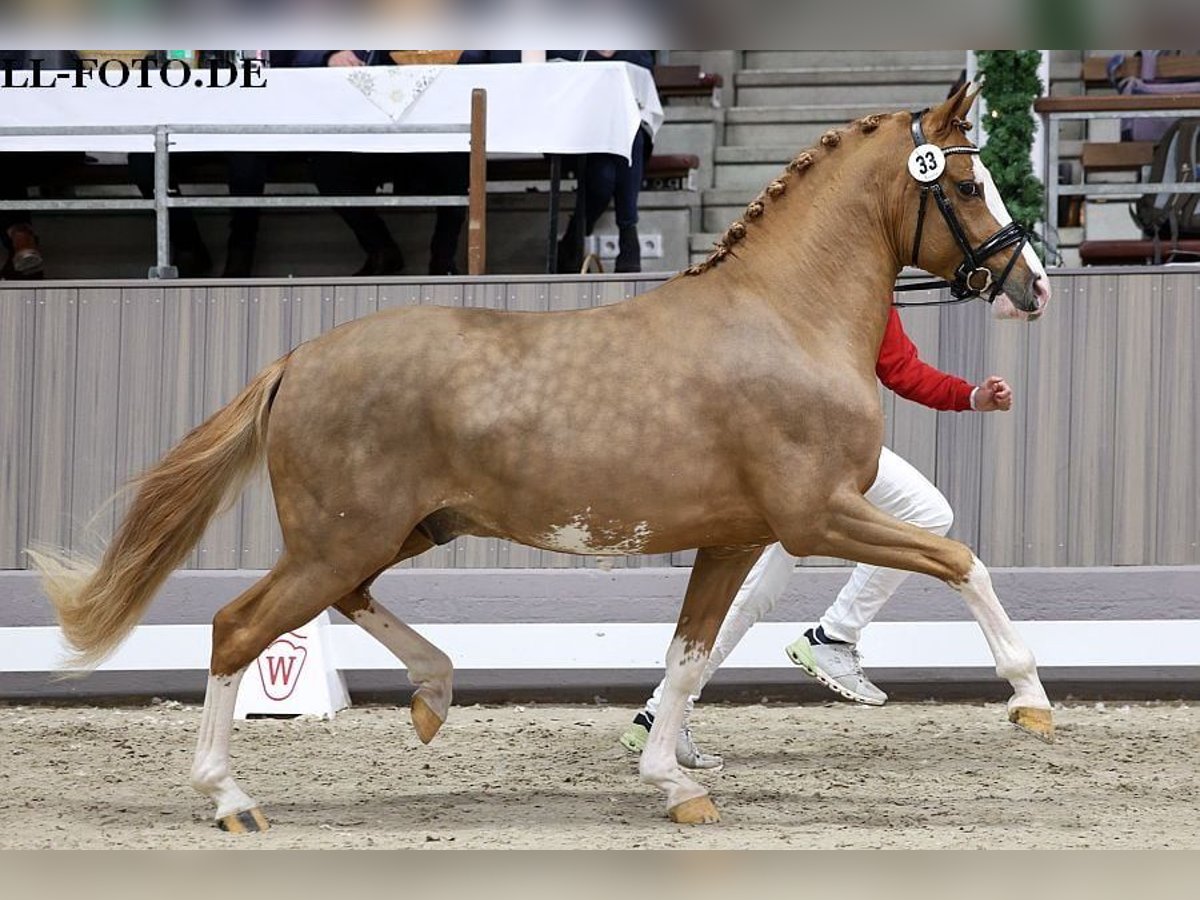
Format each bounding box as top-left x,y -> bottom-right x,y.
785,628 -> 888,706
618,710 -> 724,770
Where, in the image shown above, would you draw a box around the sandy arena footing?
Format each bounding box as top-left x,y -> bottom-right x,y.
0,701 -> 1195,848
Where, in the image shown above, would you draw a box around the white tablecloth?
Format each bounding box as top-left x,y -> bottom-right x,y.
0,62 -> 663,159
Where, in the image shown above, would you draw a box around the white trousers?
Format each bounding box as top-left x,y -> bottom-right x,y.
645,446 -> 954,718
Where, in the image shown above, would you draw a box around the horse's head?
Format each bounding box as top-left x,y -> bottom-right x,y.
897,82 -> 1051,320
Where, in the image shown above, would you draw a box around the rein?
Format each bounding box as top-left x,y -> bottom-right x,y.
894,108 -> 1032,309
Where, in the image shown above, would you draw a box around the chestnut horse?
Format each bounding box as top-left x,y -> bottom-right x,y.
31,83 -> 1052,831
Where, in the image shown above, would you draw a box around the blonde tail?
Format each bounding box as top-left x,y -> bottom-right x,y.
27,356 -> 289,669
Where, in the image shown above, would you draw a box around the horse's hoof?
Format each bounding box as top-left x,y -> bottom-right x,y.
668,795 -> 721,825
411,694 -> 444,744
1009,706 -> 1055,743
216,807 -> 270,833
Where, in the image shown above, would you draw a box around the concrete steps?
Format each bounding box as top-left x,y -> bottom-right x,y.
734,65 -> 962,107
713,145 -> 802,189
724,104 -> 925,148
742,50 -> 966,70
700,189 -> 756,232
685,50 -> 982,267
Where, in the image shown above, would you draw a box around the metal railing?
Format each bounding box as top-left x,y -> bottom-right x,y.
0,88 -> 488,278
1035,95 -> 1200,256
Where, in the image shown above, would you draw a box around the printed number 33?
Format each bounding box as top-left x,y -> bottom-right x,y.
915,151 -> 938,175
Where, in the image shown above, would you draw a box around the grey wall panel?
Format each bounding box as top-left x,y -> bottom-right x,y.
239,287 -> 290,570
1021,274 -> 1074,566
70,289 -> 123,554
159,286 -> 210,568
0,288 -> 35,567
114,287 -> 167,546
1156,275 -> 1199,564
977,298 -> 1029,567
1111,275 -> 1160,564
27,288 -> 79,555
1067,276 -> 1119,565
4,270 -> 1198,571
194,288 -> 248,569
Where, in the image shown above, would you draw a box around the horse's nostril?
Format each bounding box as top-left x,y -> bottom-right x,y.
1033,276 -> 1051,306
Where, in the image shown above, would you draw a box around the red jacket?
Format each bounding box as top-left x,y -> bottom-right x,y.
876,308 -> 973,411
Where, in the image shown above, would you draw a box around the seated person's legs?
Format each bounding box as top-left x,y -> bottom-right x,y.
0,151 -> 83,279
612,128 -> 648,273
0,155 -> 43,279
392,152 -> 469,275
129,152 -> 212,277
557,154 -> 618,273
310,152 -> 404,276
222,153 -> 268,278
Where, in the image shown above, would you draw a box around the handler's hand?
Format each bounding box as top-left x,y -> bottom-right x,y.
328,50 -> 364,67
973,375 -> 1013,412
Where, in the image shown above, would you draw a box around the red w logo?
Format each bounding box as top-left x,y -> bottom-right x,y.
266,655 -> 297,686
255,638 -> 308,701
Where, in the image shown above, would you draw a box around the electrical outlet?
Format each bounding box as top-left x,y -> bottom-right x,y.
640,233 -> 663,259
593,231 -> 664,259
597,234 -> 620,258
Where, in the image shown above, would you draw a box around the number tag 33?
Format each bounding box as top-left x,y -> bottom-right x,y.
907,144 -> 946,183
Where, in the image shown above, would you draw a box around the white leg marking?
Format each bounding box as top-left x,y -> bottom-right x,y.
954,556 -> 1050,711
351,605 -> 453,720
190,669 -> 259,819
639,636 -> 710,810
645,543 -> 794,720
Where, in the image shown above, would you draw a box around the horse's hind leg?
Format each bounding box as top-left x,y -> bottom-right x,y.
190,556 -> 378,832
640,545 -> 762,825
779,490 -> 1052,740
335,531 -> 454,744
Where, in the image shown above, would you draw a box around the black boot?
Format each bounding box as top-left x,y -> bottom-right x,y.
174,241 -> 213,278
556,216 -> 583,274
222,242 -> 255,279
615,224 -> 641,273
353,246 -> 406,277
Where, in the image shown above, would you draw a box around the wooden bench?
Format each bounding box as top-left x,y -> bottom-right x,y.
487,153 -> 700,193
1080,140 -> 1155,172
1078,238 -> 1200,265
1082,54 -> 1200,87
1037,95 -> 1200,263
40,151 -> 701,196
652,64 -> 723,105
1075,56 -> 1200,177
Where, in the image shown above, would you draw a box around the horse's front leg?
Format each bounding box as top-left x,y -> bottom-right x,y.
640,545 -> 763,824
775,488 -> 1053,741
951,556 -> 1053,739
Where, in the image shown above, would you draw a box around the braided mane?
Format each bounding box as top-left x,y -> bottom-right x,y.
682,114 -> 886,277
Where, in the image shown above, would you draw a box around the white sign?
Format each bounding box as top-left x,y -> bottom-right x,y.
234,612 -> 349,719
908,143 -> 946,182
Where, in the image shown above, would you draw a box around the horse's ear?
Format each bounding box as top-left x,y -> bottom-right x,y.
928,78 -> 980,136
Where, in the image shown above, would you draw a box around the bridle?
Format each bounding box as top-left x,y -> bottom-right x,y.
894,108 -> 1033,309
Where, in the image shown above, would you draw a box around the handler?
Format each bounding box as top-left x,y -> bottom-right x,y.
621,305 -> 1014,768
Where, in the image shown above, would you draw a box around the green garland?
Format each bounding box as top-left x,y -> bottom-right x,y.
975,51 -> 1044,232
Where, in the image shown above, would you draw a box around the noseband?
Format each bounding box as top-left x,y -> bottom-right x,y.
907,109 -> 1031,305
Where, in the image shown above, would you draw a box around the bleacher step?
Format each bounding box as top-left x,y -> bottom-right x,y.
735,66 -> 962,106
742,51 -> 966,70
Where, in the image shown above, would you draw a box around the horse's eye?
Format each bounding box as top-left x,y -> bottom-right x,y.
958,181 -> 981,198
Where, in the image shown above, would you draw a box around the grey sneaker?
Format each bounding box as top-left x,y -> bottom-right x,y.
785,629 -> 888,706
618,710 -> 724,770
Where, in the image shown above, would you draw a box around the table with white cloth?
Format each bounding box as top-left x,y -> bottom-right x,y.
0,62 -> 665,274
